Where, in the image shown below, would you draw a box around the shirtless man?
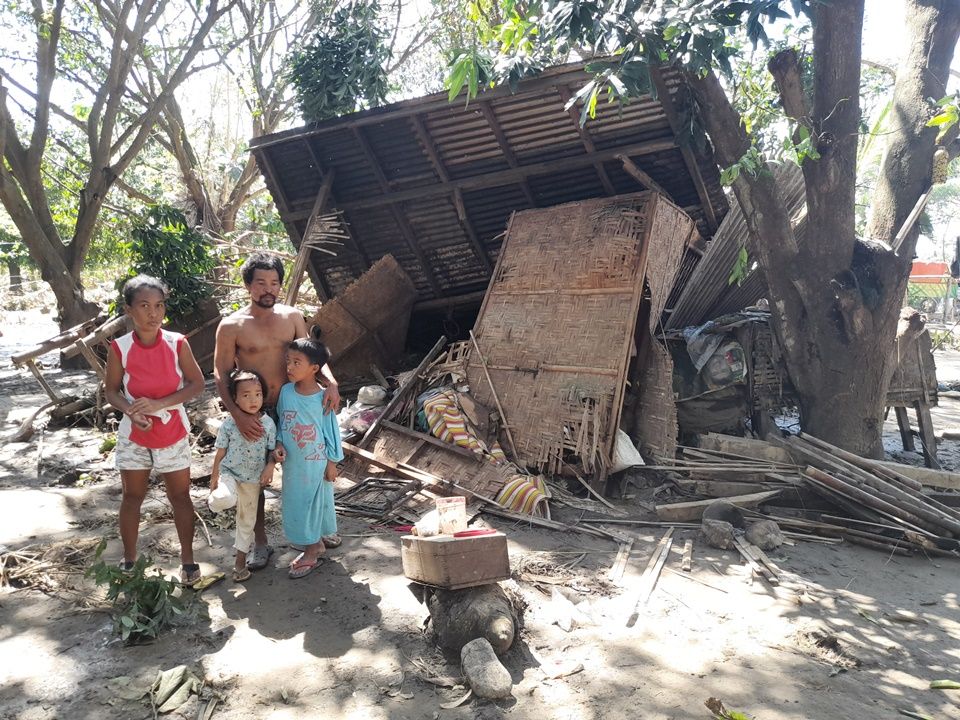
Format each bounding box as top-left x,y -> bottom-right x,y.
214,251 -> 340,570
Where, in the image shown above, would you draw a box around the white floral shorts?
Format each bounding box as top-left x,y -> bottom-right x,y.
115,436 -> 191,473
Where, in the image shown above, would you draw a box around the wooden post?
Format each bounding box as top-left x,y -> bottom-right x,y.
894,406 -> 915,451
914,400 -> 941,470
25,359 -> 61,402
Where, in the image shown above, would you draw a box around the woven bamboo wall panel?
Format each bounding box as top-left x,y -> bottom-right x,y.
644,199 -> 695,331
492,197 -> 650,291
468,192 -> 694,475
477,293 -> 637,370
635,341 -> 678,460
308,254 -> 416,380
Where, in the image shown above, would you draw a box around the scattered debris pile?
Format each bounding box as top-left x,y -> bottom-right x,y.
0,537 -> 102,596
648,432 -> 960,558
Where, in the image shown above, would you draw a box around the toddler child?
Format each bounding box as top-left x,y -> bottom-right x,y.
209,369 -> 277,581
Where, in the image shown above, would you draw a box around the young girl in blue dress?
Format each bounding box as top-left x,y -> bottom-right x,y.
276,327 -> 343,579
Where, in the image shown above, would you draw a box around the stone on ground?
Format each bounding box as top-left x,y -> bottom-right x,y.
461,638 -> 513,699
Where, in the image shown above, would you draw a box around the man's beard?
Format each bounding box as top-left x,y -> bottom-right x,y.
254,294 -> 276,308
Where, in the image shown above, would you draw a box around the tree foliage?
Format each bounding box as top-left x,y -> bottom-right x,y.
118,205 -> 215,321
289,1 -> 390,122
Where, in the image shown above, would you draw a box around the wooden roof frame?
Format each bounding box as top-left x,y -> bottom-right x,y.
250,63 -> 729,307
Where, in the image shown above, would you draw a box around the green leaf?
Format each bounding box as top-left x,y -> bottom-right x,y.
930,679 -> 960,690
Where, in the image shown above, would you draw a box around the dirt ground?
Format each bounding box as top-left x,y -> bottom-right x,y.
2,310 -> 960,720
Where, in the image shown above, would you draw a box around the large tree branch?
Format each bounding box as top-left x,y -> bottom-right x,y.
767,48 -> 808,121
0,68 -> 88,133
69,0 -> 238,274
685,69 -> 813,367
866,0 -> 960,262
28,0 -> 65,164
801,0 -> 865,273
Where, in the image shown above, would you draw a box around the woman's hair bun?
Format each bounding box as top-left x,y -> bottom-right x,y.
309,325 -> 323,341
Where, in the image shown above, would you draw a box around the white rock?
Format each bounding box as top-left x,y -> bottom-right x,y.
461,638 -> 513,699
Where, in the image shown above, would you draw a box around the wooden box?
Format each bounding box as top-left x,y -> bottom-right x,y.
400,532 -> 510,590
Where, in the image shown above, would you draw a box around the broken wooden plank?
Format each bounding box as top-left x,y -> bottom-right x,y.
626,528 -> 674,626
655,490 -> 782,523
607,538 -> 634,585
380,420 -> 483,462
873,462 -> 960,491
681,539 -> 693,572
732,535 -> 778,585
695,433 -> 796,465
357,335 -> 446,449
62,315 -> 128,359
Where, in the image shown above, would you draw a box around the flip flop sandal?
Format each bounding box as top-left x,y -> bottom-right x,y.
288,553 -> 323,579
322,535 -> 342,549
180,564 -> 202,586
232,567 -> 252,582
117,560 -> 136,572
246,544 -> 274,571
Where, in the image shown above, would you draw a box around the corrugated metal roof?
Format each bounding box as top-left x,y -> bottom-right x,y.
664,162 -> 806,329
250,62 -> 729,304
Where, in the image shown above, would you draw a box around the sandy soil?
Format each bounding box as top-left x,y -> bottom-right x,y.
2,312 -> 960,720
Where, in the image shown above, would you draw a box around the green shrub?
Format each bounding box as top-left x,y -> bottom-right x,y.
85,540 -> 199,644
115,205 -> 215,321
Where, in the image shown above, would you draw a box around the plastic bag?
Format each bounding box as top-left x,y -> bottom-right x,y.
357,385 -> 388,406
611,429 -> 645,473
207,472 -> 238,512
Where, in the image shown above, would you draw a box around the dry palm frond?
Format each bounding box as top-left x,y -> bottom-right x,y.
0,538 -> 102,595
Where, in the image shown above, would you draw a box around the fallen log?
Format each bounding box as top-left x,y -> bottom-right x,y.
655,490 -> 782,523
10,318 -> 100,365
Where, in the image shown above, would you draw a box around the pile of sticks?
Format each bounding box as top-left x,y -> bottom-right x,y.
777,433 -> 960,555
652,431 -> 960,557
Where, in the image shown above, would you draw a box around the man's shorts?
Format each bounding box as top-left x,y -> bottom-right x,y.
115,435 -> 191,473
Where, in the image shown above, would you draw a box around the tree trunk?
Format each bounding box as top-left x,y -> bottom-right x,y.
865,0 -> 960,256
687,0 -> 960,458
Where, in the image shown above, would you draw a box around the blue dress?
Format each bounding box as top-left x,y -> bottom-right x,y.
277,383 -> 344,545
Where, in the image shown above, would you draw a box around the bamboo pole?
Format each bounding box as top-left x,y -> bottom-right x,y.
469,330 -> 519,460
791,438 -> 960,531
803,467 -> 956,537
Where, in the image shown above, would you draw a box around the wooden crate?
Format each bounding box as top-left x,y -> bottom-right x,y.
400,532 -> 510,589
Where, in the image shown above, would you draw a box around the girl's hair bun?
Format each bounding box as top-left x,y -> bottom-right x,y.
309,325 -> 323,341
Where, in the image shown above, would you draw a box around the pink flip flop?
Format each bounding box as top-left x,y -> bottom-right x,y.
288,553 -> 323,579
